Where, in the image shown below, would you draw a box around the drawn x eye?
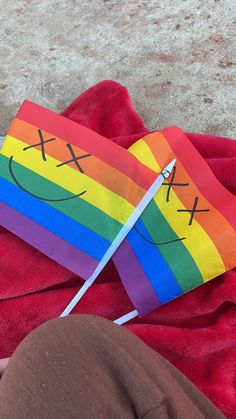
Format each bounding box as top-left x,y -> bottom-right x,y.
56,143 -> 91,173
23,129 -> 56,161
162,166 -> 189,202
177,196 -> 209,226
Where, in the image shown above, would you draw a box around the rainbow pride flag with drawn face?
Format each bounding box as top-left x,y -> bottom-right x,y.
0,101 -> 159,280
113,127 -> 236,316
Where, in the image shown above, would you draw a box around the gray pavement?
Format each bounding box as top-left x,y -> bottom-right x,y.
0,0 -> 235,141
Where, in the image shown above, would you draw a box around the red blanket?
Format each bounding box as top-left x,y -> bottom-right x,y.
0,80 -> 235,418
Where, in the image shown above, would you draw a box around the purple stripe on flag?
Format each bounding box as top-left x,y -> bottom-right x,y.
0,202 -> 99,279
113,239 -> 161,316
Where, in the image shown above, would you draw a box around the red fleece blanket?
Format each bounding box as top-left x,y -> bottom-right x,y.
0,81 -> 235,418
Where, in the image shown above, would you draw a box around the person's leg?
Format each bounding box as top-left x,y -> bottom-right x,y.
0,315 -> 225,419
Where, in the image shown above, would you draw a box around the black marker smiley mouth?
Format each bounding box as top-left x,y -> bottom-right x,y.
9,156 -> 86,202
134,225 -> 186,246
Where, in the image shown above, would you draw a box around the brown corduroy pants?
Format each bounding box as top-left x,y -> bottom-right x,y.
0,315 -> 225,419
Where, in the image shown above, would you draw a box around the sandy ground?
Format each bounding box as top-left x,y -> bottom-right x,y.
0,0 -> 235,142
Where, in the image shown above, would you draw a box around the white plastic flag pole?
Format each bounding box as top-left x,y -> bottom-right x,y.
114,309 -> 138,325
60,159 -> 176,317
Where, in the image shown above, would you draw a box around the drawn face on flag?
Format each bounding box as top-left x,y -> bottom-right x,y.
134,164 -> 209,245
0,100 -> 160,281
8,128 -> 91,202
113,127 -> 236,316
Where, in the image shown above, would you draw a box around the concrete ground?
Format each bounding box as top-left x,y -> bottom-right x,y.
0,0 -> 235,141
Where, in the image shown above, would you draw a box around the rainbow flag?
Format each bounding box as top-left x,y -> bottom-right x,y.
0,101 -> 161,280
113,127 -> 236,316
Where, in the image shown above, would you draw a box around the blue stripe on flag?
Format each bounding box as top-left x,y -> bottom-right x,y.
127,218 -> 182,303
0,176 -> 110,260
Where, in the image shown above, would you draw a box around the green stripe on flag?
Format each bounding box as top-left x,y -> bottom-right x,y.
140,199 -> 204,292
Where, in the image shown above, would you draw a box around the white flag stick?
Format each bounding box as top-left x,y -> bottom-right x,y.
60,159 -> 176,317
114,309 -> 138,325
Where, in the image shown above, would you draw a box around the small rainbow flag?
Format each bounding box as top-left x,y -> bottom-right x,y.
113,127 -> 236,316
0,101 -> 163,280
